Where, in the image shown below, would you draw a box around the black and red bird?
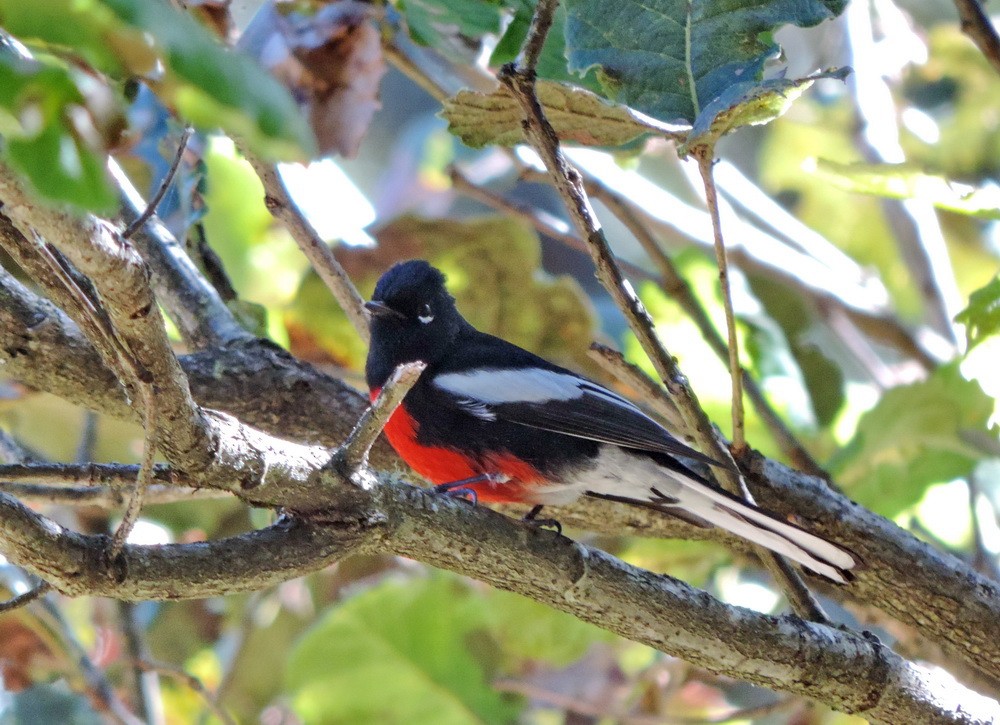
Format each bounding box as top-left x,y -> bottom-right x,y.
365,260 -> 857,583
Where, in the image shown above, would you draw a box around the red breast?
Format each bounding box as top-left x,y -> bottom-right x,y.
371,388 -> 544,503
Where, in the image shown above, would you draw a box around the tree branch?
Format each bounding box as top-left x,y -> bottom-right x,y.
0,162 -> 215,475
112,159 -> 251,349
954,0 -> 1000,76
0,470 -> 997,723
4,233 -> 1000,688
693,152 -> 745,454
237,146 -> 370,343
336,361 -> 425,471
495,8 -> 827,622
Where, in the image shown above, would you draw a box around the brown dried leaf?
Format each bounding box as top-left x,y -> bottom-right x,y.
240,1 -> 386,157
183,0 -> 233,39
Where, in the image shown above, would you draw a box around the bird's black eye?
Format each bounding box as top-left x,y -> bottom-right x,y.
418,303 -> 434,324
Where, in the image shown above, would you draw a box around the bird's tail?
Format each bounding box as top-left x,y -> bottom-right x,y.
591,480 -> 858,584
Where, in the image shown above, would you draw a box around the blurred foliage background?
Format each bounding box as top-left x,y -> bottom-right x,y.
0,0 -> 999,723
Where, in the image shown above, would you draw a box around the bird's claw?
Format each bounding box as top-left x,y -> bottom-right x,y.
522,504 -> 562,536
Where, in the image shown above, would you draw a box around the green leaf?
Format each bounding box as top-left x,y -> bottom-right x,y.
0,0 -> 314,160
0,52 -> 119,211
748,278 -> 844,428
483,589 -> 611,667
829,364 -> 995,517
401,0 -> 502,52
681,68 -> 850,152
287,575 -> 520,725
441,80 -> 686,149
809,160 -> 1000,220
956,276 -> 1000,350
491,1 -> 603,93
564,0 -> 847,125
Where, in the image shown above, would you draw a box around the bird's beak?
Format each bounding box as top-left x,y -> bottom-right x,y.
364,300 -> 405,321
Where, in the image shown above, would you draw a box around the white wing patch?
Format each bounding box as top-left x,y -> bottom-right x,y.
453,398 -> 496,421
434,368 -> 587,404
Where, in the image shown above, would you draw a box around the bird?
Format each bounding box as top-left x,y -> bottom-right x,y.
364,260 -> 857,583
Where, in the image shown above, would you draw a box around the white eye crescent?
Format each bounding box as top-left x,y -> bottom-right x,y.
418,304 -> 434,324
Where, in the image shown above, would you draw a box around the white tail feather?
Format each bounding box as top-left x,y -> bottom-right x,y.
673,480 -> 855,583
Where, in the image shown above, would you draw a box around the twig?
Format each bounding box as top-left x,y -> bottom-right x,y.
0,481 -> 228,506
517,0 -> 558,70
0,580 -> 50,612
693,152 -> 745,455
592,182 -> 831,478
588,343 -> 686,432
517,159 -> 940,369
35,595 -> 144,725
449,166 -> 656,282
497,3 -> 828,623
112,160 -> 250,348
237,144 -> 370,343
0,462 -> 173,486
954,0 -> 1000,77
137,659 -> 237,725
119,602 -> 164,725
337,361 -> 426,471
110,385 -> 157,559
122,127 -> 193,240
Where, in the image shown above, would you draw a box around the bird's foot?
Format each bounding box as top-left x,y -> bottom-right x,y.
432,473 -> 509,505
522,504 -> 562,536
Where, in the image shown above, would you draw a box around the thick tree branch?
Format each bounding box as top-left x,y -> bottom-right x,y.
2,473 -> 994,723
0,163 -> 215,474
111,160 -> 251,349
4,240 -> 1000,687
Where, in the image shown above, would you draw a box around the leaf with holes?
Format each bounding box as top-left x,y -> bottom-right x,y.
564,0 -> 847,125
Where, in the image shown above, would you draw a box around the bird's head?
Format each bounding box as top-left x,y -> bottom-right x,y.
365,260 -> 463,382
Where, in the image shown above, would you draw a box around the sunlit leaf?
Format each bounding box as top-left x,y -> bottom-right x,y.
810,160 -> 1000,220
829,364 -> 995,517
956,276 -> 1000,350
0,0 -> 314,160
287,575 -> 521,725
563,0 -> 847,124
442,80 -> 686,149
682,69 -> 850,153
0,51 -> 121,211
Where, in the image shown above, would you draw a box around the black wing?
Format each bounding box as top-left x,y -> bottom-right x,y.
431,366 -> 725,468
